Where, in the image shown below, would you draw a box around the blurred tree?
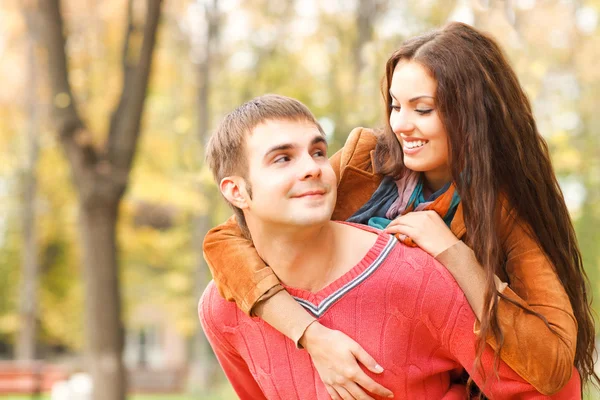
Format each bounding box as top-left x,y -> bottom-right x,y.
190,0 -> 221,392
16,1 -> 41,362
352,0 -> 386,95
32,0 -> 162,399
570,2 -> 600,352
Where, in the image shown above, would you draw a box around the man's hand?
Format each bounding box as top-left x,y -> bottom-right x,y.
299,322 -> 394,399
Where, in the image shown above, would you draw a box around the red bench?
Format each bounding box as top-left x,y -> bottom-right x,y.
0,362 -> 69,394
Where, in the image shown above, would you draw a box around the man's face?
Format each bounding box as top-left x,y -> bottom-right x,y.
241,119 -> 337,230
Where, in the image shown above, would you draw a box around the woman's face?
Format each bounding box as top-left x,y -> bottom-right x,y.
389,60 -> 451,190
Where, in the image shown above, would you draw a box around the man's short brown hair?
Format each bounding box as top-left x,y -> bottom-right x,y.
206,94 -> 324,233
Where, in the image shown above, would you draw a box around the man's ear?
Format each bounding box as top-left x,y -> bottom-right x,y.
220,176 -> 249,209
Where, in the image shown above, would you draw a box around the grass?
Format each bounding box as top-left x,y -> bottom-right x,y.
0,397 -> 199,400
5,382 -> 598,399
1,395 -> 231,400
0,386 -> 236,400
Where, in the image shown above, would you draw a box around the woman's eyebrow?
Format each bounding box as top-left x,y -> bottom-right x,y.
408,95 -> 434,102
388,90 -> 434,103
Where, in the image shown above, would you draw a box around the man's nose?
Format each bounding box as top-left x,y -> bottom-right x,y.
299,154 -> 322,180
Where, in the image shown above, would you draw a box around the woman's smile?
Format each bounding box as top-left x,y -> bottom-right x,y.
402,138 -> 429,154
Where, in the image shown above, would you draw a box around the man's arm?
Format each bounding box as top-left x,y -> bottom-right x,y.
198,285 -> 266,399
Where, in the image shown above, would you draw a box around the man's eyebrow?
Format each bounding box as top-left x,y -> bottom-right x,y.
264,143 -> 294,157
263,135 -> 327,158
311,136 -> 327,147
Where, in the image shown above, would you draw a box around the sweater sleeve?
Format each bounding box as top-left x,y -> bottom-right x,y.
423,260 -> 581,399
198,286 -> 266,400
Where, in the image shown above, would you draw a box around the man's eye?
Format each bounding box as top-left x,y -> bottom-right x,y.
274,155 -> 290,163
313,150 -> 326,158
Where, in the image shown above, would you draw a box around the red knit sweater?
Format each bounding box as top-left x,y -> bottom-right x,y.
199,229 -> 580,399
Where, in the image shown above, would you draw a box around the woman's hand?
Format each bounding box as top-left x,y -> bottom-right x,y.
299,322 -> 394,400
384,210 -> 459,257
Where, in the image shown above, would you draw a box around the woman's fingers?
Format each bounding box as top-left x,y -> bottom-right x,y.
352,371 -> 394,398
304,325 -> 393,399
385,214 -> 419,232
346,381 -> 380,400
334,385 -> 363,400
351,344 -> 383,374
384,223 -> 414,237
326,386 -> 344,400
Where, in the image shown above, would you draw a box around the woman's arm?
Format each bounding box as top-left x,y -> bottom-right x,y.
203,215 -> 282,314
435,227 -> 577,395
440,281 -> 581,399
418,259 -> 581,399
492,209 -> 576,395
385,210 -> 577,395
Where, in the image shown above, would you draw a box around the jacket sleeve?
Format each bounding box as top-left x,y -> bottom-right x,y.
490,204 -> 577,395
423,260 -> 581,399
445,289 -> 581,399
436,211 -> 577,395
202,147 -> 348,315
203,215 -> 281,315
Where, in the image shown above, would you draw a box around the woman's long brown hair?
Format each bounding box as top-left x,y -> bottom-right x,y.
374,22 -> 597,392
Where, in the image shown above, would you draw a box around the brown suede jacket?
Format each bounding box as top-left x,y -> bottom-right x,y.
203,127 -> 577,396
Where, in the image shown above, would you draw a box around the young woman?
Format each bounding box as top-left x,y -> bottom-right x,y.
202,22 -> 596,399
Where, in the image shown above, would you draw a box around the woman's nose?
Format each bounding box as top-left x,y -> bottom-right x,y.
390,110 -> 415,134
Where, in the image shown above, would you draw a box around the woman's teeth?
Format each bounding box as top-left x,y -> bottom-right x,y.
405,140 -> 428,149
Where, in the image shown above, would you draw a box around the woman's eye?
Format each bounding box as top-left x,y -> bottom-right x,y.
390,104 -> 401,112
416,109 -> 433,115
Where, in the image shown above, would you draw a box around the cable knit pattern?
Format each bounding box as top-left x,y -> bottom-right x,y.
199,230 -> 581,400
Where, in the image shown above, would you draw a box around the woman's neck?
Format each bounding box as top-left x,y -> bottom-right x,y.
424,168 -> 452,193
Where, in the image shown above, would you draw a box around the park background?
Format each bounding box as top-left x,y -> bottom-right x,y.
1,0 -> 600,399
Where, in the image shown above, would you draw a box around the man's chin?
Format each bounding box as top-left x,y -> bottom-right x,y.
288,209 -> 334,226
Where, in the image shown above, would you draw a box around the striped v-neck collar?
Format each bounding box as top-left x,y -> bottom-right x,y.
284,233 -> 397,318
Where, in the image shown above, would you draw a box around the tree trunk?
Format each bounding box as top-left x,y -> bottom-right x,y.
79,200 -> 126,400
16,6 -> 41,361
33,1 -> 163,399
189,0 -> 220,392
352,0 -> 378,93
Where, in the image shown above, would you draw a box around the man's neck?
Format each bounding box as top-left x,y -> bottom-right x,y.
249,221 -> 377,293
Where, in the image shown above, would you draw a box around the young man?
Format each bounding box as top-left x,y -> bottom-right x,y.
199,94 -> 580,399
